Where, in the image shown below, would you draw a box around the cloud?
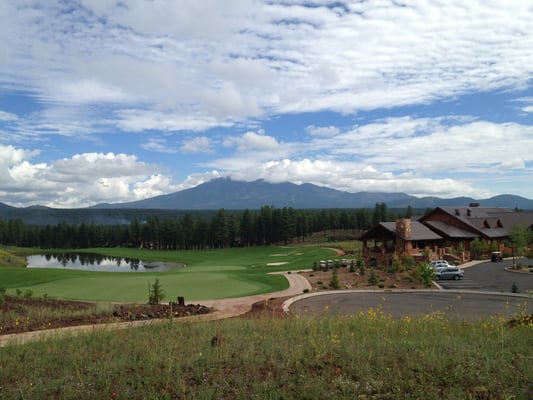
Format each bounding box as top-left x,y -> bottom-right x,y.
226,158 -> 487,199
180,136 -> 213,154
224,131 -> 281,151
0,146 -> 180,207
2,1 -> 532,136
115,110 -> 230,133
305,125 -> 340,136
54,79 -> 130,104
142,138 -> 177,154
0,110 -> 19,121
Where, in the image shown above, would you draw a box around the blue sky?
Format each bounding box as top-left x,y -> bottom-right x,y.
0,0 -> 532,208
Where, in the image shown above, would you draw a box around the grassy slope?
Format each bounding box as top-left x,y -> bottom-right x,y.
0,246 -> 333,302
1,315 -> 531,399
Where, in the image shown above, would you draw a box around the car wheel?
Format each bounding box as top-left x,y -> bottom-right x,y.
453,275 -> 459,280
435,276 -> 440,280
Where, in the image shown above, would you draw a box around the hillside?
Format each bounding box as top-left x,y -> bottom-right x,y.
90,178 -> 533,210
1,179 -> 532,226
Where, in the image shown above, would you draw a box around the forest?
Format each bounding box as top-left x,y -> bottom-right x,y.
0,204 -> 419,250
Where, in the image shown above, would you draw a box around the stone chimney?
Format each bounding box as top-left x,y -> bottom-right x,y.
396,218 -> 411,239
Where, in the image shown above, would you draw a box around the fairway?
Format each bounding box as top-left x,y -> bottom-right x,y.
1,246 -> 334,302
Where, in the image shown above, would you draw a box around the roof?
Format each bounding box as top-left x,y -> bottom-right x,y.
424,207 -> 533,239
379,221 -> 442,241
424,221 -> 478,239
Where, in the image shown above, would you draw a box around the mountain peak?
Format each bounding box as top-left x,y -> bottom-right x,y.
88,179 -> 533,210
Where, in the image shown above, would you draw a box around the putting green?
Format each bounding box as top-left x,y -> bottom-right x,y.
1,246 -> 334,302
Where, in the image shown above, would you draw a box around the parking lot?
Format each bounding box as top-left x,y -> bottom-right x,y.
287,258 -> 533,320
437,259 -> 533,293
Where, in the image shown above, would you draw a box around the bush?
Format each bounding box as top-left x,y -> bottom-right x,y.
417,263 -> 435,288
368,268 -> 378,285
148,278 -> 165,305
329,267 -> 340,290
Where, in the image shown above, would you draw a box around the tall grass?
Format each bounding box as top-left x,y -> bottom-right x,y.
0,296 -> 114,334
1,313 -> 532,399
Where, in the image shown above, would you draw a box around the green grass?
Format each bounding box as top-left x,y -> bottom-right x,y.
1,314 -> 531,399
0,246 -> 333,302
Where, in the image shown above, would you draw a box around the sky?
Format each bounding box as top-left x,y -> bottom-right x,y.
0,0 -> 532,208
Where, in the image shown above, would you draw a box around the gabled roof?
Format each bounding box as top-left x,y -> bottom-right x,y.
424,221 -> 478,239
361,221 -> 442,241
422,206 -> 533,239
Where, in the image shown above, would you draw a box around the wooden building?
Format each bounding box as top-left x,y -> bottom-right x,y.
361,205 -> 533,266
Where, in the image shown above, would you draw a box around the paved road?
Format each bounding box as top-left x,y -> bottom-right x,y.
288,259 -> 533,320
438,259 -> 533,292
288,290 -> 533,321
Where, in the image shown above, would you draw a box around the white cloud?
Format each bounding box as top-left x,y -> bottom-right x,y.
224,131 -> 281,151
180,136 -> 213,154
1,1 -> 533,204
0,146 -> 181,207
115,110 -> 230,133
133,174 -> 179,199
226,158 -> 487,199
305,125 -> 340,136
54,79 -> 130,104
2,0 -> 532,134
0,110 -> 18,121
142,138 -> 177,154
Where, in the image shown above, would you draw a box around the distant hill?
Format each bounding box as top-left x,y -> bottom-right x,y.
2,179 -> 532,225
89,178 -> 533,210
90,178 -> 414,210
0,202 -> 16,210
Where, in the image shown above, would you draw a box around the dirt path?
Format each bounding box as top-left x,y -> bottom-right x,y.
0,272 -> 311,347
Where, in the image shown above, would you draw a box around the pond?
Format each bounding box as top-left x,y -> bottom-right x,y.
26,253 -> 184,272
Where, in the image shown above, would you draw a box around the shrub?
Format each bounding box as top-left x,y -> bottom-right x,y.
329,267 -> 340,290
511,282 -> 519,293
358,256 -> 366,276
148,278 -> 165,305
417,263 -> 435,288
368,268 -> 378,285
23,289 -> 33,299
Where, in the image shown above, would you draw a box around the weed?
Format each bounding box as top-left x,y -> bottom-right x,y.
368,268 -> 378,285
1,314 -> 531,399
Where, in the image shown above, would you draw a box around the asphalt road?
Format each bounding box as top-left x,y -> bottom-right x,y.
288,259 -> 533,321
288,291 -> 532,321
438,259 -> 533,292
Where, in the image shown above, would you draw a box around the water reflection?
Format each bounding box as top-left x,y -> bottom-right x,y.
27,253 -> 183,272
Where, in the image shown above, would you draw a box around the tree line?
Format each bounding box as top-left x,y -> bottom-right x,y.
0,204 -> 418,250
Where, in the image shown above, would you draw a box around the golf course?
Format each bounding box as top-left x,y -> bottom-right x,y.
1,246 -> 335,302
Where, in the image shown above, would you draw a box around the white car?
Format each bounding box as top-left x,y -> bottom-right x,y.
435,267 -> 464,280
430,260 -> 450,270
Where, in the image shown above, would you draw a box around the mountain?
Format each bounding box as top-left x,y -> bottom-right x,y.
90,178 -> 533,210
0,202 -> 16,210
